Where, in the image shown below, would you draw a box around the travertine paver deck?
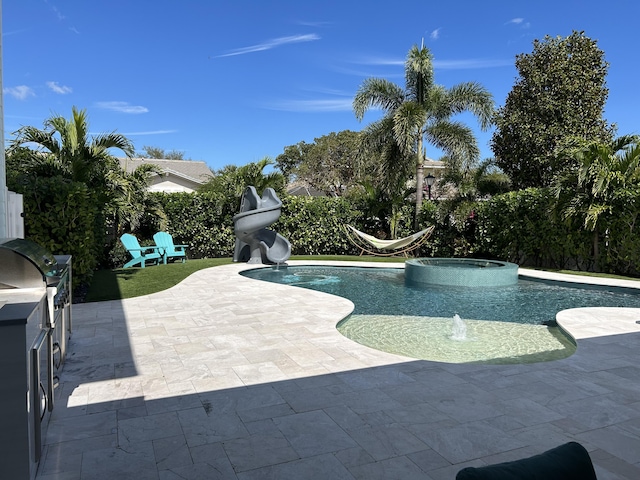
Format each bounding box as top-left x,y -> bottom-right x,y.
37,261 -> 640,479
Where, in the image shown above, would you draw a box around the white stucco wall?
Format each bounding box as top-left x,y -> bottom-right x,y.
148,176 -> 199,193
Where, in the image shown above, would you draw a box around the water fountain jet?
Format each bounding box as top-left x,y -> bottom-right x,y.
451,314 -> 467,341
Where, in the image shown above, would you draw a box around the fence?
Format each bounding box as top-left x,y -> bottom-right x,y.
6,189 -> 24,238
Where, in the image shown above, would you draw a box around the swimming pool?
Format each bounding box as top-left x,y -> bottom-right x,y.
241,265 -> 640,364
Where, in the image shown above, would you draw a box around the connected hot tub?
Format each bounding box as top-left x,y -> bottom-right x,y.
405,257 -> 519,287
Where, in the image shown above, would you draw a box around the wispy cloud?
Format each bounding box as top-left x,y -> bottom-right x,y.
45,2 -> 80,34
506,17 -> 530,28
430,28 -> 441,40
96,101 -> 149,114
47,81 -> 72,94
50,4 -> 65,21
121,130 -> 177,136
295,20 -> 332,27
4,86 -> 35,100
264,98 -> 353,112
355,56 -> 404,67
217,34 -> 320,58
433,59 -> 513,69
354,56 -> 511,70
2,29 -> 30,37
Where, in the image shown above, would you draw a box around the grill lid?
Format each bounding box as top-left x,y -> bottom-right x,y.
0,238 -> 59,289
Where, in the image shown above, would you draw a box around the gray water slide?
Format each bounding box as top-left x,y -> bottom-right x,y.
233,186 -> 291,264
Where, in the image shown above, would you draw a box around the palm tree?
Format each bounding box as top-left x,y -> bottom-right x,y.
200,157 -> 285,200
553,134 -> 640,267
8,107 -> 138,277
107,163 -> 167,236
353,44 -> 494,225
10,106 -> 135,190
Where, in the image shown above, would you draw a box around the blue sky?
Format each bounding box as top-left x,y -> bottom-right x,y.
3,1 -> 639,172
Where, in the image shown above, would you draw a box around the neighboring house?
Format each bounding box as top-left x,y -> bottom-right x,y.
286,180 -> 326,197
119,158 -> 213,193
423,158 -> 446,179
422,158 -> 448,200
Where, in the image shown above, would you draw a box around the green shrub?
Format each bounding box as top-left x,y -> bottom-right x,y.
20,176 -> 101,283
277,196 -> 363,255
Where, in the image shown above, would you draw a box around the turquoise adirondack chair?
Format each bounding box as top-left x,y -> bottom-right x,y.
120,233 -> 162,268
153,231 -> 188,264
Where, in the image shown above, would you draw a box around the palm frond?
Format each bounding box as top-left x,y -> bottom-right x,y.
12,126 -> 61,154
443,82 -> 494,130
392,102 -> 425,155
426,120 -> 480,166
93,132 -> 136,157
353,78 -> 405,120
405,45 -> 434,103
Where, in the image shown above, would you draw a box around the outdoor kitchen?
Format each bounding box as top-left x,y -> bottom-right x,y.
0,238 -> 72,480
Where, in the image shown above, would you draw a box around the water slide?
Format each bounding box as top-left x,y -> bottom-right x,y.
233,186 -> 291,264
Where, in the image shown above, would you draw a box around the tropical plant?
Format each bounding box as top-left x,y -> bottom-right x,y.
492,31 -> 615,189
198,157 -> 286,208
353,44 -> 494,225
552,135 -> 640,268
8,106 -> 137,279
347,180 -> 414,239
10,106 -> 134,190
107,163 -> 167,236
440,157 -> 511,202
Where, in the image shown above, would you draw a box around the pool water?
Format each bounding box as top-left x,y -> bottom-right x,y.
241,265 -> 640,364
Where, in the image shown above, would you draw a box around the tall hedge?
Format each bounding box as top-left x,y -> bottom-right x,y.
151,193 -> 366,258
151,188 -> 633,274
475,188 -> 594,269
277,196 -> 364,255
600,189 -> 640,276
152,191 -> 236,258
21,176 -> 101,283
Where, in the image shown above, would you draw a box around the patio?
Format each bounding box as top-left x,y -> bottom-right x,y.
37,261 -> 640,479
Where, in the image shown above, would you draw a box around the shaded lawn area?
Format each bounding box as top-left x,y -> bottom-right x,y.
83,255 -> 402,303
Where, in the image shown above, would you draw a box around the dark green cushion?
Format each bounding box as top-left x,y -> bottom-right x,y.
456,442 -> 597,480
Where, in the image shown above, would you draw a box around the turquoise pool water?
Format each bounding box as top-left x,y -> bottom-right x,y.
241,265 -> 640,364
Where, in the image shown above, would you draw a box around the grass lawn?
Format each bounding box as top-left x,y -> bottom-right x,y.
84,258 -> 234,302
83,255 -> 640,303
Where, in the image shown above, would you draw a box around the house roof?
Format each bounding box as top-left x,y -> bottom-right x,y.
119,158 -> 213,184
423,159 -> 446,170
286,180 -> 326,197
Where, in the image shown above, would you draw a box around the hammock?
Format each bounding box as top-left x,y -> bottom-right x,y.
344,224 -> 435,257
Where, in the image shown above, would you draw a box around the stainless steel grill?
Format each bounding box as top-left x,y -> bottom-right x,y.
0,238 -> 72,480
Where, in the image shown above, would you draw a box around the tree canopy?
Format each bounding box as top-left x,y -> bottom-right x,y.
199,157 -> 285,201
491,31 -> 615,189
353,44 -> 493,225
137,145 -> 188,160
276,130 -> 376,196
